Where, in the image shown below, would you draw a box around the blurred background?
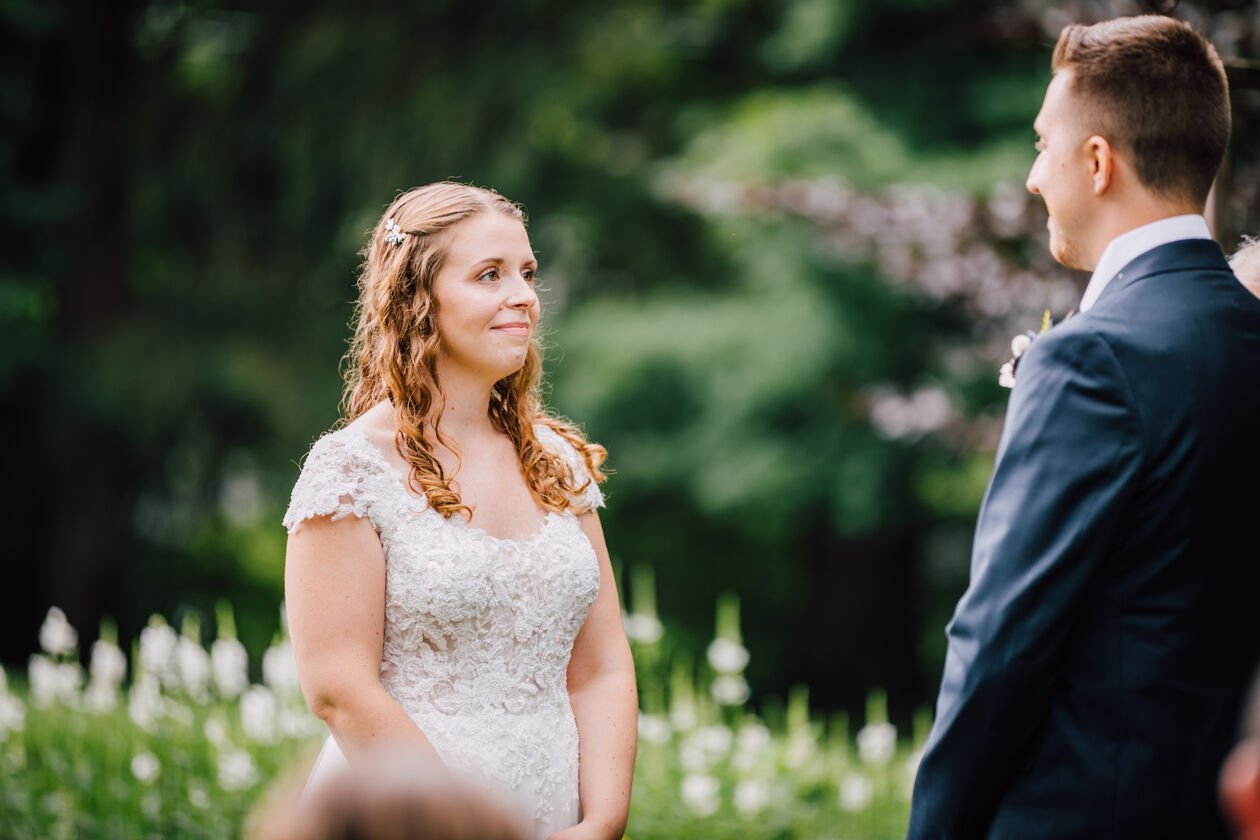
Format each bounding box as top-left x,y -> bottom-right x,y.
3,0 -> 1258,728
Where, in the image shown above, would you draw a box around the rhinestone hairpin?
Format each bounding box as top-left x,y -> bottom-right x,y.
384,217 -> 406,246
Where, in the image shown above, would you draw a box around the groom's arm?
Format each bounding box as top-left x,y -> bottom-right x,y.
907,325 -> 1144,839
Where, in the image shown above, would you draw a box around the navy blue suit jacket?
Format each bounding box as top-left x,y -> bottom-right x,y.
907,240 -> 1260,839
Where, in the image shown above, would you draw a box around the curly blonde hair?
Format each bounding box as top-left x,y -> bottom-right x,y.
341,182 -> 605,519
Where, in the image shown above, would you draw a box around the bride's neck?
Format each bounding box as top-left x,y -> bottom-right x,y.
432,361 -> 497,441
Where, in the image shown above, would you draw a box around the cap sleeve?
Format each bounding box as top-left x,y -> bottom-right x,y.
282,430 -> 380,535
535,423 -> 604,513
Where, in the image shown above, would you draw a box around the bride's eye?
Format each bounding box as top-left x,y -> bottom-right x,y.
478,268 -> 499,282
523,269 -> 537,284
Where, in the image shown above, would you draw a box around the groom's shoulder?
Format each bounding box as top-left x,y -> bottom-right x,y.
1032,308 -> 1109,355
1016,315 -> 1120,385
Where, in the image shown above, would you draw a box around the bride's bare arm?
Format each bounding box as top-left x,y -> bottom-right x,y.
560,511 -> 638,840
285,513 -> 441,764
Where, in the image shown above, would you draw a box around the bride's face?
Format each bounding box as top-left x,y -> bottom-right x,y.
430,211 -> 541,382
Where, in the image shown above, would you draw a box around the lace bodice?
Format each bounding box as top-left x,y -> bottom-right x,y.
283,423 -> 603,838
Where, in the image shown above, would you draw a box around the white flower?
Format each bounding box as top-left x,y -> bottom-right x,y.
783,731 -> 817,769
733,723 -> 773,772
240,685 -> 276,743
29,655 -> 81,707
28,654 -> 59,707
162,699 -> 195,728
998,360 -> 1017,389
188,783 -> 210,810
857,721 -> 897,765
139,620 -> 178,686
217,749 -> 259,791
733,778 -> 770,817
839,772 -> 874,812
278,706 -> 322,739
39,607 -> 78,657
736,722 -> 772,754
1011,333 -> 1032,358
262,642 -> 300,696
176,637 -> 211,698
706,638 -> 750,674
698,724 -> 733,758
669,700 -> 697,733
637,713 -> 672,744
57,662 -> 83,701
0,694 -> 25,736
622,614 -> 664,645
90,639 -> 127,687
679,738 -> 707,772
680,773 -> 721,817
83,679 -> 119,714
128,675 -> 162,732
710,674 -> 751,706
204,716 -> 230,749
211,638 -> 248,698
131,752 -> 161,785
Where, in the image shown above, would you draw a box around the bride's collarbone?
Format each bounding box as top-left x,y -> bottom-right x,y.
342,411 -> 554,541
375,431 -> 550,541
450,466 -> 552,542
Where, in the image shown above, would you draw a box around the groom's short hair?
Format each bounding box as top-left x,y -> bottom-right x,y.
1052,15 -> 1229,207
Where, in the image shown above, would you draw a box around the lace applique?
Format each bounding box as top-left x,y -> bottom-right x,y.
282,429 -> 399,535
534,423 -> 604,512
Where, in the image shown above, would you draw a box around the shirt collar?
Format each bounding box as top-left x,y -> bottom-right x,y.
1079,214 -> 1212,312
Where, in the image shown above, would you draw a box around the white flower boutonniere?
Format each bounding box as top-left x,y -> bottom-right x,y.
998,309 -> 1072,389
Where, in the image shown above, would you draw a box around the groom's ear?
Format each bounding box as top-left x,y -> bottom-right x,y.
1220,740 -> 1260,836
1085,135 -> 1115,196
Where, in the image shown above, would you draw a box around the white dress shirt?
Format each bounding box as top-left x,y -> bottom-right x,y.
1079,214 -> 1213,312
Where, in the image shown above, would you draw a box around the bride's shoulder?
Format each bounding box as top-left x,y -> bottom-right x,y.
531,420 -> 589,464
532,419 -> 605,512
531,420 -> 566,451
302,402 -> 396,469
300,424 -> 381,472
282,421 -> 392,535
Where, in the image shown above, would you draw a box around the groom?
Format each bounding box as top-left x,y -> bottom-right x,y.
908,16 -> 1260,840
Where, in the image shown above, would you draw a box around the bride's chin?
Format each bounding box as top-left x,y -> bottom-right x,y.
490,359 -> 527,382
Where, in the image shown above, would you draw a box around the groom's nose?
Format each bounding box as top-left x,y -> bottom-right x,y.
1026,167 -> 1042,197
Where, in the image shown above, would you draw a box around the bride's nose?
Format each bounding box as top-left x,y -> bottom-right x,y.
505,275 -> 538,309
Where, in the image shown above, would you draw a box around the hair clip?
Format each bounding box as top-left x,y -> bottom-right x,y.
384,217 -> 406,246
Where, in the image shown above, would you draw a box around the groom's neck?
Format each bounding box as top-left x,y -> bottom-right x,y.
1082,192 -> 1205,271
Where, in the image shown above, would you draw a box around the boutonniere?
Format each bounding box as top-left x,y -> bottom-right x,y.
998,309 -> 1073,389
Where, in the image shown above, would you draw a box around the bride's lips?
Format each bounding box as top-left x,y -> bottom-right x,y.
491,322 -> 531,336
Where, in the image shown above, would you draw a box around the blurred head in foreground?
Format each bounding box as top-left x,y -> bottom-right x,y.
248,749 -> 526,840
1222,668 -> 1260,839
1228,237 -> 1260,298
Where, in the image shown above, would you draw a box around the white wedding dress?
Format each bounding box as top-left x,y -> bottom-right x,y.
283,423 -> 603,840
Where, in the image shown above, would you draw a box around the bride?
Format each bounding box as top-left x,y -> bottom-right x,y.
282,182 -> 637,840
